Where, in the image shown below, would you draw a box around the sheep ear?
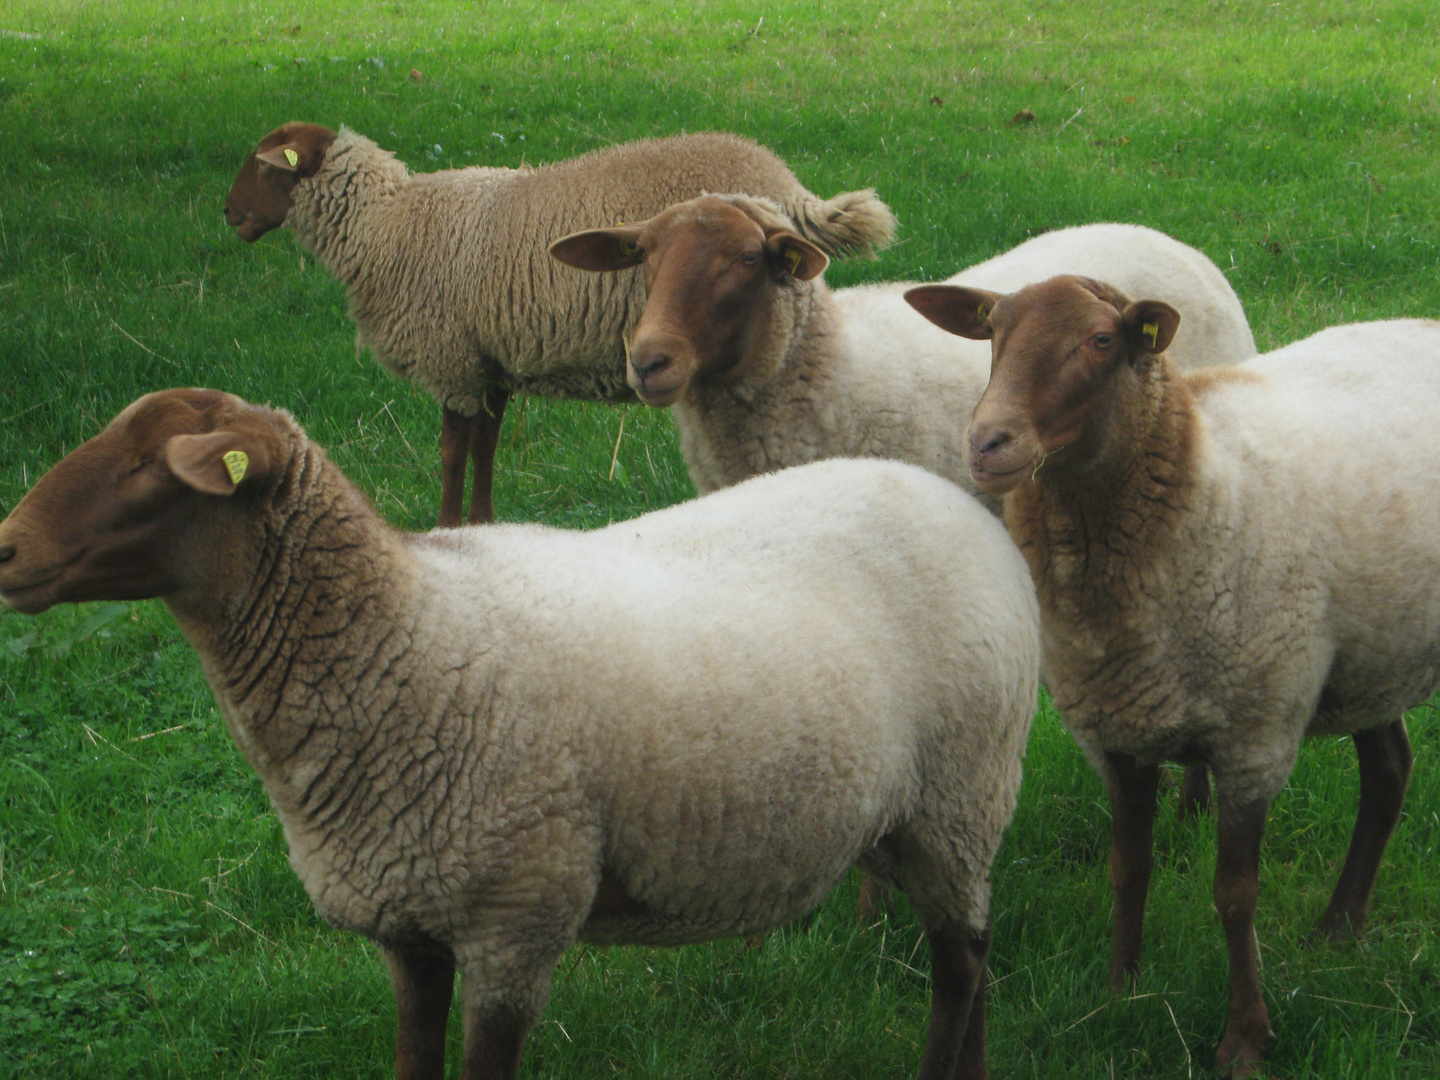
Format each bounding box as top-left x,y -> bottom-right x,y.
165,432 -> 271,496
765,232 -> 828,281
904,285 -> 1000,340
255,144 -> 305,172
1121,300 -> 1181,355
549,226 -> 647,273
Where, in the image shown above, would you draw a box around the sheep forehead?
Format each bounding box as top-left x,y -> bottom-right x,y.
646,197 -> 765,250
993,277 -> 1123,350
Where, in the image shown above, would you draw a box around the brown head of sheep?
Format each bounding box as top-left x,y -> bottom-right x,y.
904,276 -> 1181,496
0,389 -> 282,616
549,194 -> 830,407
223,122 -> 337,242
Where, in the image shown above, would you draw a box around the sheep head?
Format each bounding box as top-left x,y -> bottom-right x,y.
0,389 -> 286,614
224,122 -> 337,242
905,276 -> 1180,496
548,194 -> 829,407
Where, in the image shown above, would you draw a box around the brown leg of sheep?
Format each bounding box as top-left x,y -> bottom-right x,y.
1317,718 -> 1412,940
439,407 -> 474,528
460,1001 -> 530,1080
466,389 -> 510,525
855,875 -> 893,924
1213,795 -> 1275,1079
384,946 -> 456,1080
915,921 -> 990,1080
1178,762 -> 1213,819
1102,752 -> 1159,993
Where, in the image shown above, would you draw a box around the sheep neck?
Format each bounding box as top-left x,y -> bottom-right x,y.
673,277 -> 841,489
288,132 -> 414,288
1004,354 -> 1199,625
167,441 -> 425,809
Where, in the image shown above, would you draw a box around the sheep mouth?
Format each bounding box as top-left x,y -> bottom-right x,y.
632,384 -> 684,408
968,460 -> 1032,496
0,569 -> 66,614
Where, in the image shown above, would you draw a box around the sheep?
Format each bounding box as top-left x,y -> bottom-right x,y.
0,387 -> 1040,1080
902,273 -> 1440,1078
223,123 -> 896,527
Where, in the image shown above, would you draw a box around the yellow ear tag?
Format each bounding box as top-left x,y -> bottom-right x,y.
222,450 -> 249,486
284,148 -> 299,168
1143,322 -> 1160,348
976,302 -> 992,320
785,248 -> 803,275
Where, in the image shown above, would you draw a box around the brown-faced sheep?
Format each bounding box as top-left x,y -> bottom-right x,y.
907,275 -> 1440,1078
0,388 -> 1039,1080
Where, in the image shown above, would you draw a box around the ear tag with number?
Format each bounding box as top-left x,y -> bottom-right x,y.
1143,322 -> 1160,348
283,148 -> 300,168
223,450 -> 249,485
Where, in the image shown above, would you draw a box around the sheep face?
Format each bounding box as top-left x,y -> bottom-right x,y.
224,122 -> 337,242
549,195 -> 828,407
905,277 -> 1179,496
0,389 -> 280,614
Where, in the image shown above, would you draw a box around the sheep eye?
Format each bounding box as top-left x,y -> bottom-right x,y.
739,251 -> 761,267
1092,333 -> 1115,349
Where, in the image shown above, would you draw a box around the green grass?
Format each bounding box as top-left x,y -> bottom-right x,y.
2,1 -> 1440,1077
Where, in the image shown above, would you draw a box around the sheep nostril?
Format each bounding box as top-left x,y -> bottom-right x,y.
631,353 -> 672,382
0,545 -> 15,564
971,428 -> 1011,457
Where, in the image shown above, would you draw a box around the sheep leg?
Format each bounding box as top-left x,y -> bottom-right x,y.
384,945 -> 456,1080
1317,718 -> 1412,940
439,407 -> 474,528
1102,752 -> 1159,992
1213,795 -> 1275,1079
914,921 -> 990,1080
1177,762 -> 1212,819
459,1000 -> 530,1080
855,875 -> 894,924
466,389 -> 510,525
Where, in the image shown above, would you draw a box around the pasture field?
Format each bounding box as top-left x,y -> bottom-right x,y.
2,1 -> 1439,1077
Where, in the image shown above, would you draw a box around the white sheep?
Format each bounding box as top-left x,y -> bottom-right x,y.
548,195 -> 1256,507
224,124 -> 896,526
0,388 -> 1040,1080
905,274 -> 1440,1078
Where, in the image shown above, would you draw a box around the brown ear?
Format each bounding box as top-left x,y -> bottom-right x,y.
253,129 -> 330,178
549,226 -> 648,272
1121,300 -> 1182,355
764,231 -> 828,281
164,432 -> 272,496
904,285 -> 1002,340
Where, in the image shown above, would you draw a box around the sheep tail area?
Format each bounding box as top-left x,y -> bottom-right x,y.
791,188 -> 897,257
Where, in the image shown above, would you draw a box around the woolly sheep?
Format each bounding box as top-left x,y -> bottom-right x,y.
906,274 -> 1440,1078
223,124 -> 896,526
0,388 -> 1040,1080
548,195 -> 1256,509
